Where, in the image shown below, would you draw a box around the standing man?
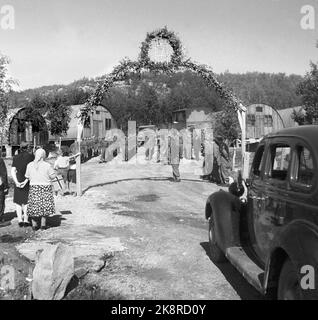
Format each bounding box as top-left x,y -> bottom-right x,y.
169,127 -> 182,182
0,155 -> 9,224
11,142 -> 34,227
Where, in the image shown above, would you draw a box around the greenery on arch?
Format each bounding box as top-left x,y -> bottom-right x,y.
81,27 -> 243,137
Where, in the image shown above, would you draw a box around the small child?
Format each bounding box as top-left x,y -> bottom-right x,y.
54,151 -> 70,195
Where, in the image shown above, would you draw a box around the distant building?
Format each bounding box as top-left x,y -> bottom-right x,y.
172,107 -> 215,130
245,104 -> 285,140
1,107 -> 49,156
48,104 -> 117,145
277,106 -> 302,128
172,104 -> 303,140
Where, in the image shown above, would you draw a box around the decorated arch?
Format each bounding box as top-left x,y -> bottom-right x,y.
82,27 -> 245,118
79,27 -> 247,175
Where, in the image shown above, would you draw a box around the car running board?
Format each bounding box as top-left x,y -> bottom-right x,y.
225,246 -> 265,293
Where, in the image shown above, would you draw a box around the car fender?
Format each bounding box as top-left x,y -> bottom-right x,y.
265,220 -> 318,299
206,190 -> 242,251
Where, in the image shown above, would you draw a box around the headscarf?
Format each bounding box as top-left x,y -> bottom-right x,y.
34,148 -> 46,170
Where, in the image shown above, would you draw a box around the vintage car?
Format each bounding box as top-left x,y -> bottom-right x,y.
205,126 -> 318,300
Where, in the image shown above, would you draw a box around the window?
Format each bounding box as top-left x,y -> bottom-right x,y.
252,145 -> 265,177
294,146 -> 314,187
256,106 -> 263,112
96,110 -> 100,115
84,116 -> 91,128
247,114 -> 256,126
269,145 -> 291,181
264,115 -> 273,127
174,110 -> 186,123
105,118 -> 112,130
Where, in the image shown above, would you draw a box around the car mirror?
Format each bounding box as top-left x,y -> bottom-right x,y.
228,182 -> 245,197
245,178 -> 251,187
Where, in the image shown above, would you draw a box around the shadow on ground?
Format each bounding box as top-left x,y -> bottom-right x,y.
200,242 -> 266,300
2,211 -> 16,222
82,177 -> 212,194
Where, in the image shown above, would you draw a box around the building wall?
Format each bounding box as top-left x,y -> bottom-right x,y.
4,107 -> 48,147
246,104 -> 284,139
48,104 -> 117,142
173,104 -> 301,140
173,107 -> 215,130
277,106 -> 302,128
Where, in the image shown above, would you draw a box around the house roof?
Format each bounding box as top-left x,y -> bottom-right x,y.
277,106 -> 303,128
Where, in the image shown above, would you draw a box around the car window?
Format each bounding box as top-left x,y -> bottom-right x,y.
294,146 -> 315,187
252,145 -> 265,177
269,145 -> 291,181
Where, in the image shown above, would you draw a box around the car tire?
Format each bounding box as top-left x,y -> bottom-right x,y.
208,217 -> 226,263
278,258 -> 303,300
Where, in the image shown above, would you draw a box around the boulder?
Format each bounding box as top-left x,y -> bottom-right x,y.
91,259 -> 106,273
32,243 -> 74,300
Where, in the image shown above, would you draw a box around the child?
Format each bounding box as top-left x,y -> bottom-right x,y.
67,152 -> 80,196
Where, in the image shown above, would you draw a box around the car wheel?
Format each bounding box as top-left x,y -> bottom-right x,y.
208,217 -> 226,263
278,258 -> 303,300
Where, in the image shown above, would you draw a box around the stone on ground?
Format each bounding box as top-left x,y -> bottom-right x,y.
32,243 -> 74,300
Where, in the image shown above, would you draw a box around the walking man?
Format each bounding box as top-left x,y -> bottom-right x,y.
169,127 -> 182,182
0,155 -> 9,224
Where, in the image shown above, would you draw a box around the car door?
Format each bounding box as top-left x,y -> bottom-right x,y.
247,142 -> 267,262
288,140 -> 317,224
253,138 -> 293,263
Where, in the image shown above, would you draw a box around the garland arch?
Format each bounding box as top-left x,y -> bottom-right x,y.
81,27 -> 246,122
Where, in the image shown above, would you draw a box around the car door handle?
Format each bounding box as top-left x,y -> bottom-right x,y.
250,196 -> 268,201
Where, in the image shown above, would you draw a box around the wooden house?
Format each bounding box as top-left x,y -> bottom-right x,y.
48,104 -> 117,145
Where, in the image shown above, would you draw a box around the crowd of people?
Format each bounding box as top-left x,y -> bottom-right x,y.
0,134 -> 233,230
0,142 -> 80,231
167,133 -> 232,185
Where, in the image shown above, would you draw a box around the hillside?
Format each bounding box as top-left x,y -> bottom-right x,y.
7,71 -> 303,112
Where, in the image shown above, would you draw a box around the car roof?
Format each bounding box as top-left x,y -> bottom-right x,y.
264,125 -> 318,150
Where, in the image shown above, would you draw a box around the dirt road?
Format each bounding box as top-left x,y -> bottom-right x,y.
2,156 -> 263,300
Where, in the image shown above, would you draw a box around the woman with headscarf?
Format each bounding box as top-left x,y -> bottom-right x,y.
22,148 -> 57,230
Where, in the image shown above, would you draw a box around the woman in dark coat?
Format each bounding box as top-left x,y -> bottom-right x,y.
11,142 -> 34,227
0,156 -> 9,224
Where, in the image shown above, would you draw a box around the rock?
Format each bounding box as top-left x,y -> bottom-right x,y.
74,267 -> 88,279
32,243 -> 74,300
91,259 -> 105,273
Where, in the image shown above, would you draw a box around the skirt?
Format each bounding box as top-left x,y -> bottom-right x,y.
27,185 -> 55,218
14,184 -> 30,206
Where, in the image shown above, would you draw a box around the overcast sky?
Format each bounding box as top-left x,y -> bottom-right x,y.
0,0 -> 317,90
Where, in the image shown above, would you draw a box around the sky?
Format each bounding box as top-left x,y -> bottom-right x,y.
0,0 -> 317,90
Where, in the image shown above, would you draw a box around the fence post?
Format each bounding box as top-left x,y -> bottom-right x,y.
76,113 -> 84,197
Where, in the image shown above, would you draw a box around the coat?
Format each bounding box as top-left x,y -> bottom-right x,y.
0,158 -> 9,190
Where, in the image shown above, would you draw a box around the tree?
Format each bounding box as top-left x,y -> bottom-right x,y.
0,54 -> 14,153
46,95 -> 71,137
214,104 -> 241,143
25,94 -> 49,132
295,62 -> 318,124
